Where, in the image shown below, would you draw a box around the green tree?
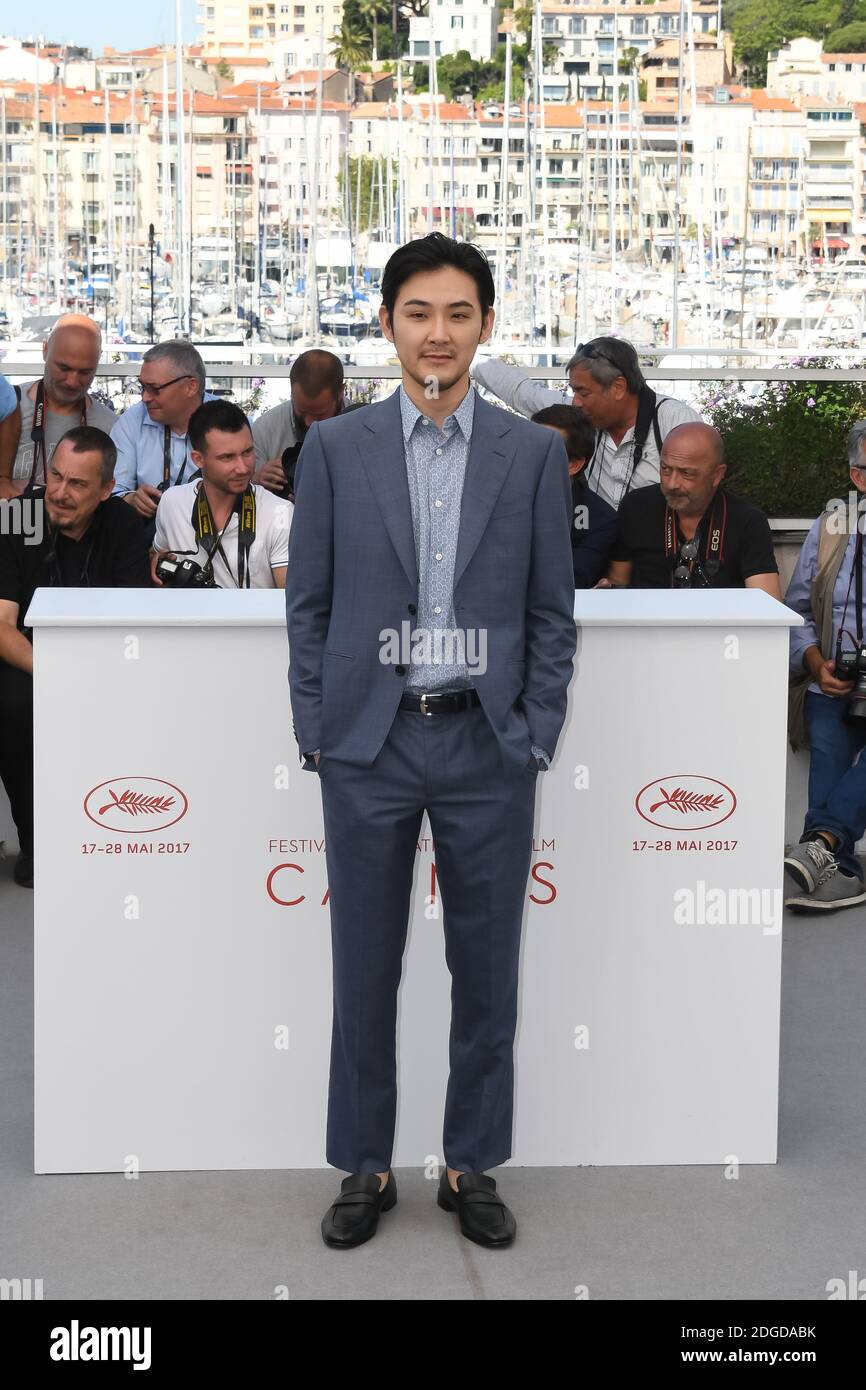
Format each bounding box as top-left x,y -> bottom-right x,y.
337,155 -> 398,232
216,58 -> 234,81
724,0 -> 866,87
358,0 -> 389,62
825,20 -> 866,47
618,45 -> 640,74
330,19 -> 372,87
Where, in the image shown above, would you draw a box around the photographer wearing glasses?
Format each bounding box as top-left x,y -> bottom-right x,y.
472,335 -> 700,509
597,422 -> 780,596
252,349 -> 361,500
151,399 -> 290,591
0,315 -> 116,500
784,420 -> 866,913
0,426 -> 150,888
111,341 -> 214,524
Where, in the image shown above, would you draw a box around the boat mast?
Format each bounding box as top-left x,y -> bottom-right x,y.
175,0 -> 188,336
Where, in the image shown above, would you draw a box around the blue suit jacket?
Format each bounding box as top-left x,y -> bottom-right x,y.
285,384 -> 577,773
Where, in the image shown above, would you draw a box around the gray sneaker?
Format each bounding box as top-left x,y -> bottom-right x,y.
784,837 -> 837,893
786,867 -> 866,913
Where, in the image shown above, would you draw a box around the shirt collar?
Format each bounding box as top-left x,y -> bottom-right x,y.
399,381 -> 475,444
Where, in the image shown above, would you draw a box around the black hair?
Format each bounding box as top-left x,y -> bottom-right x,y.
380,232 -> 495,320
531,405 -> 596,465
188,399 -> 251,455
56,424 -> 117,485
290,348 -> 344,396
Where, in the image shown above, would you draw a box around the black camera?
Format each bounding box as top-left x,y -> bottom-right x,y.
280,441 -> 302,499
835,641 -> 866,719
156,555 -> 218,589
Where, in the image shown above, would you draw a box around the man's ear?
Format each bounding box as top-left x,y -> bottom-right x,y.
851,466 -> 866,493
479,307 -> 495,343
191,449 -> 205,473
42,341 -> 49,364
379,306 -> 394,343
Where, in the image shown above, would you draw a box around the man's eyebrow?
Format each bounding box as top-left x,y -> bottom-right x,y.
401,299 -> 475,309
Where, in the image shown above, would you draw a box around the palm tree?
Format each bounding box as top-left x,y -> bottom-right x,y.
358,0 -> 388,64
330,21 -> 372,75
330,20 -> 372,105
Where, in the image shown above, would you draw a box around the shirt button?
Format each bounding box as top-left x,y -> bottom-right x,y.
435,448 -> 442,456
434,605 -> 442,614
435,552 -> 443,561
435,499 -> 442,507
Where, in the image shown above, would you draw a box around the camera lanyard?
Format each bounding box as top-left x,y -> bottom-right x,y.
663,491 -> 727,585
30,380 -> 87,485
163,425 -> 191,490
841,528 -> 865,649
191,483 -> 256,589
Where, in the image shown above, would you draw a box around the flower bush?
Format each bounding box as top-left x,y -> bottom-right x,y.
699,357 -> 866,518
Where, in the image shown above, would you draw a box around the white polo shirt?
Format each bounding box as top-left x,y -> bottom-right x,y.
153,480 -> 291,589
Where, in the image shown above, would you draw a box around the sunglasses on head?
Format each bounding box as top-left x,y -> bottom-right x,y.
574,341 -> 625,377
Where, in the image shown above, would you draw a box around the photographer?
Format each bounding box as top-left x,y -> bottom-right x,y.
531,404 -> 617,588
0,426 -> 150,888
785,420 -> 866,913
597,422 -> 780,595
151,399 -> 290,591
111,340 -> 213,526
252,349 -> 361,499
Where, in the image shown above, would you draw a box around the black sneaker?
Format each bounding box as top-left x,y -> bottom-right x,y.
13,853 -> 33,889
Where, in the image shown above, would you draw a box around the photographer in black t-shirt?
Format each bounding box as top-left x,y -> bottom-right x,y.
597,421 -> 781,597
0,425 -> 150,887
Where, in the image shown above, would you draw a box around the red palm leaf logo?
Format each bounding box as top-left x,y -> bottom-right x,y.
635,775 -> 735,830
648,787 -> 724,815
84,777 -> 188,834
98,788 -> 176,817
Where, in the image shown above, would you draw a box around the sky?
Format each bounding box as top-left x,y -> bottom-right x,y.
3,1 -> 200,55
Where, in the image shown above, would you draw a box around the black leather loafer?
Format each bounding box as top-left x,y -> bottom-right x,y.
321,1171 -> 396,1248
437,1170 -> 516,1246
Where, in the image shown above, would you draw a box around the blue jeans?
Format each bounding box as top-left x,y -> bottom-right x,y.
803,690 -> 866,878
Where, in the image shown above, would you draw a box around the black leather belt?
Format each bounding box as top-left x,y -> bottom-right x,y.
399,689 -> 481,716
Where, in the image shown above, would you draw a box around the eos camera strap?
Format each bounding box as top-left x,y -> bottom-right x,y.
29,380 -> 87,484
663,490 -> 728,586
191,484 -> 256,589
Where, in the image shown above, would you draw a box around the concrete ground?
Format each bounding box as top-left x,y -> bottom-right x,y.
1,762 -> 864,1301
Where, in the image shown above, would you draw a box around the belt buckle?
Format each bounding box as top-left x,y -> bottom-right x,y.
420,692 -> 432,717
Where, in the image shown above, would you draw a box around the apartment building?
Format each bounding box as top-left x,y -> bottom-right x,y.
198,0 -> 343,58
408,0 -> 500,66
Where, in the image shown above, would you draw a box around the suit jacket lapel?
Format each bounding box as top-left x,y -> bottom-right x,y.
453,392 -> 517,588
358,387 -> 418,590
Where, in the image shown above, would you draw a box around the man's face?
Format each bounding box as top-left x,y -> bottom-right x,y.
379,265 -> 494,394
659,435 -> 725,515
42,328 -> 100,407
568,365 -> 629,431
138,358 -> 200,424
193,425 -> 256,494
291,383 -> 342,434
543,424 -> 585,477
44,440 -> 112,533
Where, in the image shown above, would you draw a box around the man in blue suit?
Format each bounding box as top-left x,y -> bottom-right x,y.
285,234 -> 577,1250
